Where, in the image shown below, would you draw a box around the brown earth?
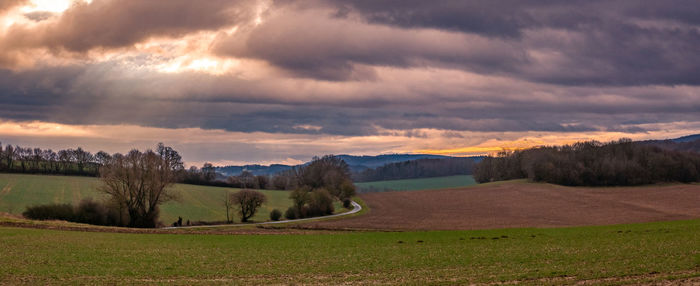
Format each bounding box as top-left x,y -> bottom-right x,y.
307,181 -> 700,230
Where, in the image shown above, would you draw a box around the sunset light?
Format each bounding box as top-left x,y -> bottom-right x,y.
21,0 -> 74,13
0,0 -> 698,165
2,2 -> 700,283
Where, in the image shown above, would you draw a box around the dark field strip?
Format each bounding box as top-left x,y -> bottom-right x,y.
313,181 -> 700,230
1,220 -> 699,284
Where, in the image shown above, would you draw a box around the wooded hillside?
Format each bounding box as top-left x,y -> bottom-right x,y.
475,139 -> 700,186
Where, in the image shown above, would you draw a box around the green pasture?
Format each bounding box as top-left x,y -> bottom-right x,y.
0,173 -> 294,224
355,175 -> 477,192
1,219 -> 698,284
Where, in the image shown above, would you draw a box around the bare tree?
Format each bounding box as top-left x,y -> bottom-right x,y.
230,189 -> 267,222
99,145 -> 182,228
18,147 -> 31,172
73,147 -> 93,174
32,148 -> 42,172
57,149 -> 72,174
239,170 -> 254,188
223,191 -> 233,223
95,151 -> 112,166
202,162 -> 216,182
4,145 -> 15,171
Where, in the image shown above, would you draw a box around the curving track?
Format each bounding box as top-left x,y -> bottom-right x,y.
163,201 -> 361,229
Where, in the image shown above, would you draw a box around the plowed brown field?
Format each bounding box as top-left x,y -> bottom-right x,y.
310,181 -> 700,230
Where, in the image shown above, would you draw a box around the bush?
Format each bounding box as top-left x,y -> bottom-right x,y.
74,199 -> 108,226
270,209 -> 282,221
284,207 -> 297,220
306,188 -> 334,217
342,198 -> 352,209
23,203 -> 74,221
23,199 -> 124,226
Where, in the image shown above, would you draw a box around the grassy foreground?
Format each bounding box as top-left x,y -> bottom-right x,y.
356,175 -> 477,192
1,220 -> 699,284
0,173 -> 294,224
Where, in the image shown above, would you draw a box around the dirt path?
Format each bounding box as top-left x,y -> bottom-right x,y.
307,182 -> 700,230
162,201 -> 362,230
0,201 -> 362,235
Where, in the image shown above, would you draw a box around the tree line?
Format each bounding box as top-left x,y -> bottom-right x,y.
24,143 -> 184,228
182,164 -> 273,189
0,142 -> 108,176
474,139 -> 700,186
639,138 -> 700,153
21,144 -> 356,228
194,155 -> 358,225
283,155 -> 356,219
352,157 -> 478,182
0,141 -> 277,190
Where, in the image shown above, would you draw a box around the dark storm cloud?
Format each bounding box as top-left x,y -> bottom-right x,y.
215,1 -> 700,85
1,61 -> 699,137
326,0 -> 541,38
215,7 -> 528,81
325,1 -> 700,38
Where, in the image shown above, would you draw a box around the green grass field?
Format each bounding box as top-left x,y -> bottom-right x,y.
355,175 -> 477,192
0,219 -> 698,284
0,173 -> 294,224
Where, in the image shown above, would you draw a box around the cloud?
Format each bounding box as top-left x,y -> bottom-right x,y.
2,120 -> 699,165
214,7 -> 527,80
212,1 -> 700,85
0,0 -> 26,14
325,0 -> 541,38
1,62 -> 699,139
1,1 -> 700,163
1,0 -> 255,53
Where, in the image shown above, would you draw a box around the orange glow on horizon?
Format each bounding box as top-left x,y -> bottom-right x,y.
2,120 -> 699,164
415,146 -> 525,156
0,121 -> 93,137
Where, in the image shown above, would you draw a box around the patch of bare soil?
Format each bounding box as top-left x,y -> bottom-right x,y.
307,182 -> 700,230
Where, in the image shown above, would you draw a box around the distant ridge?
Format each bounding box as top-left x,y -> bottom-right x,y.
336,154 -> 451,169
638,133 -> 700,154
671,134 -> 700,143
216,154 -> 467,176
215,134 -> 700,177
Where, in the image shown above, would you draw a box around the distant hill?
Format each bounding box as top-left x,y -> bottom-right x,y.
217,135 -> 699,177
216,164 -> 293,176
640,133 -> 700,153
671,134 -> 700,143
336,154 -> 450,169
216,154 -> 462,176
352,157 -> 484,182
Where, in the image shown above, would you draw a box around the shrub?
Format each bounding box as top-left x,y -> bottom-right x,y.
74,199 -> 108,226
300,206 -> 310,218
342,198 -> 352,209
23,199 -> 123,227
284,207 -> 297,220
270,209 -> 282,221
23,203 -> 74,221
306,188 -> 334,217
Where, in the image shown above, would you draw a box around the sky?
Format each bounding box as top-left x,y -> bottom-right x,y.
0,0 -> 699,166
